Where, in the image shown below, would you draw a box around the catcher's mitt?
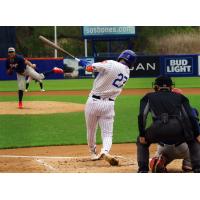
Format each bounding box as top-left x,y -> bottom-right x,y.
63,64 -> 74,73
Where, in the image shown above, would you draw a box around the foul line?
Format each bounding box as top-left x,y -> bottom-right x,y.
35,159 -> 57,171
0,155 -> 90,160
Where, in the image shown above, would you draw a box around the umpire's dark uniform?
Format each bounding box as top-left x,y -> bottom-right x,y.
137,76 -> 200,172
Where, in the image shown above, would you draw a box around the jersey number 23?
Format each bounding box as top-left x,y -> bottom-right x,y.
112,73 -> 128,88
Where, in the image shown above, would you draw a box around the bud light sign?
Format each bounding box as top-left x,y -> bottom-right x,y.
164,57 -> 194,75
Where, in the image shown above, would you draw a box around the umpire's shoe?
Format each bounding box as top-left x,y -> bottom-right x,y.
52,67 -> 64,74
193,168 -> 200,173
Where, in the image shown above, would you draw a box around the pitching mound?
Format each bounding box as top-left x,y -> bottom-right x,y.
0,101 -> 85,115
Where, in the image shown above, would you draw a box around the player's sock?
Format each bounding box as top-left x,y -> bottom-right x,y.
26,83 -> 29,90
18,90 -> 23,102
39,82 -> 43,89
102,136 -> 112,153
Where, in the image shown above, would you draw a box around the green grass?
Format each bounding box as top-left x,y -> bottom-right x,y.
0,94 -> 200,149
0,77 -> 200,92
0,77 -> 200,149
0,95 -> 139,148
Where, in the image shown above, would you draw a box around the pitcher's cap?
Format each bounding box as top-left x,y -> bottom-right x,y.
8,47 -> 15,52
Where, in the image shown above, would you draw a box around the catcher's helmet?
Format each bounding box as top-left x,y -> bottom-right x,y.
117,50 -> 136,67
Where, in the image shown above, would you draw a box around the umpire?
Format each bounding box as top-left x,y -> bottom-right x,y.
137,75 -> 200,172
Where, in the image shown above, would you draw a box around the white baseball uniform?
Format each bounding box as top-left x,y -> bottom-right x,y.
85,60 -> 130,156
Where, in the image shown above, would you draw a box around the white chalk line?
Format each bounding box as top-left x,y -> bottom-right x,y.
35,159 -> 57,171
0,155 -> 90,160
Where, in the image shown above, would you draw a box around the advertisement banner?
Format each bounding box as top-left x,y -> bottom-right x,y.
198,55 -> 200,76
130,56 -> 160,77
163,55 -> 197,76
82,26 -> 135,39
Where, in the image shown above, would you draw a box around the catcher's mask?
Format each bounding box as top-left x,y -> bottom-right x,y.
152,75 -> 174,91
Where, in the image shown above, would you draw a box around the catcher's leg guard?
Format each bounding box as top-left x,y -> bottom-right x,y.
150,155 -> 167,173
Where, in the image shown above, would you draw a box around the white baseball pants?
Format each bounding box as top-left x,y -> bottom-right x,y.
85,97 -> 115,154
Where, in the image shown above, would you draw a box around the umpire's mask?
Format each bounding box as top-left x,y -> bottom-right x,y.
153,75 -> 174,91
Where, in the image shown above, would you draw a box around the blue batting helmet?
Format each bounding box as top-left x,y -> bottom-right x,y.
117,50 -> 137,66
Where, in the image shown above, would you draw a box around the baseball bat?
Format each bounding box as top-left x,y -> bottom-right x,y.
39,35 -> 80,62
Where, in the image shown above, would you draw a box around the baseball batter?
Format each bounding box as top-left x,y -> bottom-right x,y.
6,47 -> 63,108
79,50 -> 136,165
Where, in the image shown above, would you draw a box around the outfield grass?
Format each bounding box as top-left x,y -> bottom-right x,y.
0,77 -> 200,92
0,94 -> 200,149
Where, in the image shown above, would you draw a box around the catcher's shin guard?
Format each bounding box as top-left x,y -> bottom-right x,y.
150,155 -> 167,173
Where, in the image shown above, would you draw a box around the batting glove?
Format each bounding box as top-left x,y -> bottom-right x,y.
78,59 -> 91,68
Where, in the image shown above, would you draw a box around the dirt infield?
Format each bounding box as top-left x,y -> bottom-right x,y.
0,101 -> 85,115
0,144 -> 182,173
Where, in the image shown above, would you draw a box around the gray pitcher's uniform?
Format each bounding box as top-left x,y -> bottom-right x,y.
6,54 -> 44,91
6,47 -> 63,109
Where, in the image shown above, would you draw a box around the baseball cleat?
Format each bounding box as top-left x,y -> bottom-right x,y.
90,147 -> 99,161
182,165 -> 192,172
25,89 -> 28,92
18,101 -> 23,109
40,89 -> 45,92
90,153 -> 99,161
104,154 -> 119,166
52,67 -> 64,74
150,155 -> 167,173
98,151 -> 119,166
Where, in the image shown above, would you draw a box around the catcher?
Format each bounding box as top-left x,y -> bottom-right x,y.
6,47 -> 64,108
137,76 -> 200,173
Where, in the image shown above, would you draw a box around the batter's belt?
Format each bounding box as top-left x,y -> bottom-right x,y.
92,95 -> 114,101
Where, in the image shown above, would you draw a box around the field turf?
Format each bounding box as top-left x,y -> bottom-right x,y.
0,77 -> 199,149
